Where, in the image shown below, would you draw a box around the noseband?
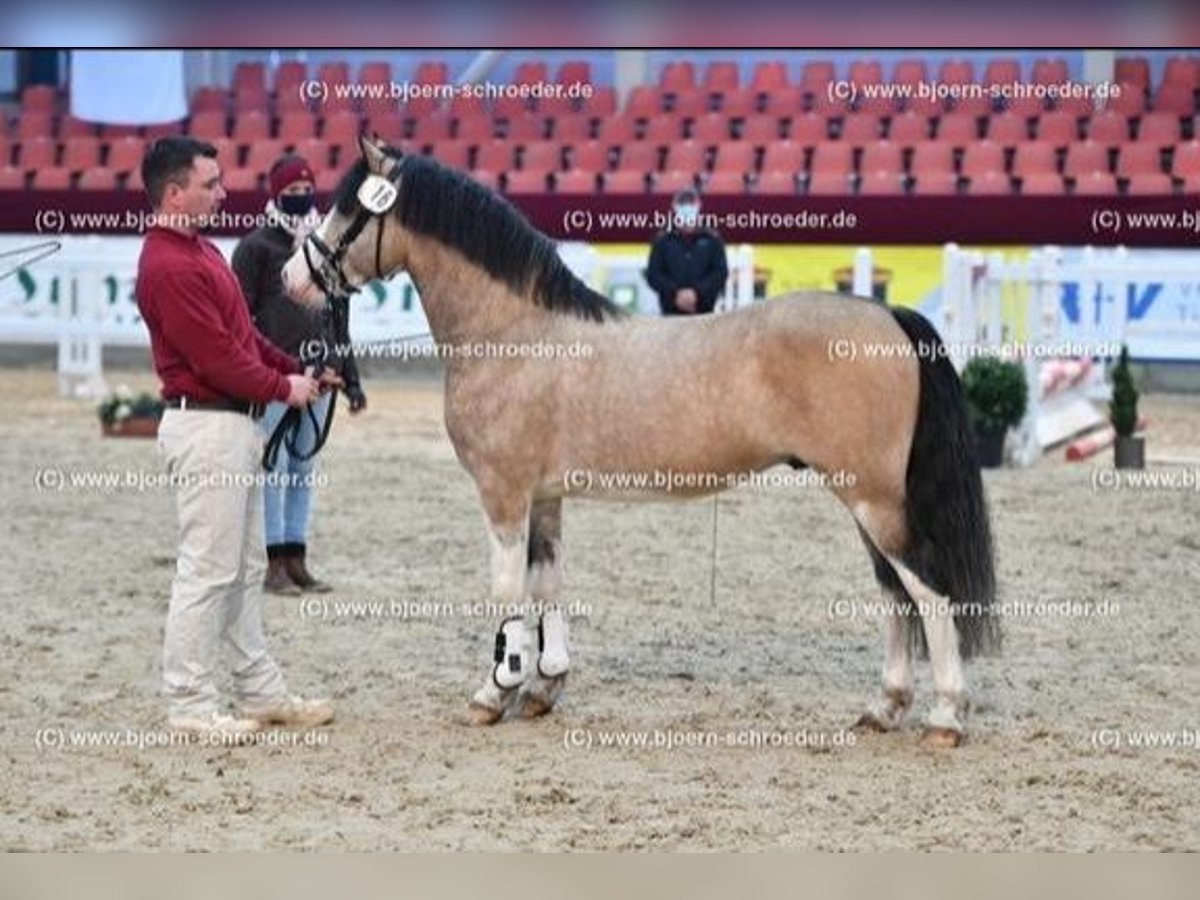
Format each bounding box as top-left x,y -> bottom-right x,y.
302,157 -> 407,297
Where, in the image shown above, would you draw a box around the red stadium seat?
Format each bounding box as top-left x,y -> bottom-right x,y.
751,60 -> 790,91
860,140 -> 903,174
643,116 -> 685,145
1035,111 -> 1080,148
1136,112 -> 1182,148
616,141 -> 660,173
935,113 -> 979,147
717,87 -> 758,118
595,116 -> 636,145
211,137 -> 239,171
292,138 -> 330,170
367,112 -> 406,144
233,86 -> 270,114
323,110 -> 361,144
0,167 -> 26,189
670,88 -> 710,119
99,123 -> 141,140
984,57 -> 1021,87
887,112 -> 930,147
951,95 -> 994,119
1116,142 -> 1164,177
61,136 -> 101,172
961,141 -> 1006,178
787,112 -> 827,147
428,140 -> 471,170
1114,57 -> 1150,92
602,170 -> 647,193
1125,173 -> 1175,195
105,136 -> 145,173
223,168 -> 260,191
581,86 -> 616,118
123,167 -> 144,192
449,115 -> 489,143
231,112 -> 269,143
904,95 -> 945,118
839,113 -> 882,147
1011,141 -> 1058,177
1005,94 -> 1048,120
910,172 -> 959,195
1086,109 -> 1130,147
664,141 -> 707,174
938,59 -> 975,85
1072,171 -> 1118,195
551,114 -> 592,142
1153,83 -> 1195,116
849,60 -> 883,86
1162,56 -> 1200,89
21,85 -> 58,112
59,116 -> 95,138
1019,172 -> 1065,195
704,170 -> 746,193
1171,140 -> 1200,178
278,111 -> 317,143
690,113 -> 730,145
77,168 -> 117,190
521,140 -> 562,173
273,61 -> 306,97
568,141 -> 608,172
750,171 -> 797,194
624,86 -> 661,119
986,112 -> 1030,148
143,121 -> 185,141
32,167 -> 72,189
558,60 -> 591,86
807,171 -> 851,195
17,137 -> 56,170
856,94 -> 898,119
243,139 -> 285,176
740,114 -> 781,145
965,171 -> 1012,195
1032,58 -> 1069,85
554,169 -> 599,193
704,61 -> 740,92
358,61 -> 392,86
189,110 -> 227,140
315,168 -> 342,193
909,141 -> 956,175
1104,84 -> 1145,117
474,140 -> 516,173
760,140 -> 805,174
513,61 -> 548,86
659,61 -> 695,91
1181,174 -> 1200,195
712,141 -> 756,173
415,61 -> 449,85
810,141 -> 853,175
505,115 -> 545,142
858,170 -> 906,195
493,94 -> 533,122
17,112 -> 54,140
653,170 -> 698,194
1064,140 -> 1111,177
809,92 -> 849,120
233,61 -> 266,93
891,58 -> 927,86
799,60 -> 835,92
762,86 -> 804,118
1054,95 -> 1095,119
504,170 -> 548,194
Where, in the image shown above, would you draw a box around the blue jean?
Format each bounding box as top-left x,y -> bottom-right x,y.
259,392 -> 331,546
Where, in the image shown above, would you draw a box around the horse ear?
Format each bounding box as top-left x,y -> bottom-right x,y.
358,133 -> 388,173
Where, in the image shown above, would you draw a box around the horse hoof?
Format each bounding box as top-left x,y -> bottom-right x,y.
467,701 -> 504,726
853,712 -> 892,733
520,694 -> 555,719
920,726 -> 963,748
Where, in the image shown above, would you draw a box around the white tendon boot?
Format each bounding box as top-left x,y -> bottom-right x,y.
469,616 -> 532,724
521,606 -> 570,719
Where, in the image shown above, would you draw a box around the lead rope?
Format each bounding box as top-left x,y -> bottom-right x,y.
261,298 -> 346,471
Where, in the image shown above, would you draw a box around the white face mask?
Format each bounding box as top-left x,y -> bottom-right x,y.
673,203 -> 700,227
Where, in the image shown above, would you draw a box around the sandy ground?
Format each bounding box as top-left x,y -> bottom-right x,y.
0,368 -> 1198,851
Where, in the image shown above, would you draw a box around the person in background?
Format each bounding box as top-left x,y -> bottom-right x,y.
644,187 -> 729,316
233,155 -> 367,596
136,137 -> 336,738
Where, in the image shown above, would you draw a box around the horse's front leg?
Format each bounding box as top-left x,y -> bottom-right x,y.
520,498 -> 569,719
468,491 -> 533,725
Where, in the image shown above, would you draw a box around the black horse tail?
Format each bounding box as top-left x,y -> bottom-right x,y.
889,306 -> 1000,659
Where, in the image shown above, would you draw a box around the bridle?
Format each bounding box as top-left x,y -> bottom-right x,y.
301,156 -> 407,298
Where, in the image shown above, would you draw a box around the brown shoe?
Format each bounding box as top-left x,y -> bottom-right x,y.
264,546 -> 302,596
284,542 -> 333,593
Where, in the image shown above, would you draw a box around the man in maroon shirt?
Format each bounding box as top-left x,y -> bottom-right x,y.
136,137 -> 336,739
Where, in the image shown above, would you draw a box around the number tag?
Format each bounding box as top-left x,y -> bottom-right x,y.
357,174 -> 398,214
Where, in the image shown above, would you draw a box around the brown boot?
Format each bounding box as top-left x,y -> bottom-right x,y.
264,545 -> 302,596
284,542 -> 333,593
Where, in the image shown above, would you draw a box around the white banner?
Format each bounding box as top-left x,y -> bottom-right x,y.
70,50 -> 186,125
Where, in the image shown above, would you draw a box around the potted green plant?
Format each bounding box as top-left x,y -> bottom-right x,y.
97,385 -> 163,438
1110,344 -> 1144,469
961,357 -> 1029,468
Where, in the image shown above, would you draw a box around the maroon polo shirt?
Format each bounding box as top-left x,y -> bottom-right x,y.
135,226 -> 298,404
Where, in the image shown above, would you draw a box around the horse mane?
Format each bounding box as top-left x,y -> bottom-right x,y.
333,148 -> 624,323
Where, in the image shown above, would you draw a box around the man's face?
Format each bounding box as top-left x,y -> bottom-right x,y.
163,156 -> 225,229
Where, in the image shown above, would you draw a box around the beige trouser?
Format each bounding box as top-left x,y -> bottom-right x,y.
156,408 -> 287,718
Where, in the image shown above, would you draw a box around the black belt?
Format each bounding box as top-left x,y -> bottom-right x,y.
164,396 -> 265,419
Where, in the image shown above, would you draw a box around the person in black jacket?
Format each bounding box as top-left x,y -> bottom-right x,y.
644,187 -> 729,315
232,154 -> 367,595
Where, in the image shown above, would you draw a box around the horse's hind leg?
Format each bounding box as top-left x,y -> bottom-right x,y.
520,499 -> 570,719
854,528 -> 915,733
468,492 -> 533,725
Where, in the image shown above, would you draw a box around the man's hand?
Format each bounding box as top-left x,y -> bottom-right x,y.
345,383 -> 368,415
675,287 -> 698,313
285,373 -> 319,408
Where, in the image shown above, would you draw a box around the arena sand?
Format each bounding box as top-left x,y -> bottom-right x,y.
1,371 -> 1197,850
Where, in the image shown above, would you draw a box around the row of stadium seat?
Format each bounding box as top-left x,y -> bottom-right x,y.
6,133 -> 1200,181
3,162 -> 1192,197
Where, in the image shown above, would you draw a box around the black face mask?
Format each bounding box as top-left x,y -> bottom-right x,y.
278,193 -> 315,216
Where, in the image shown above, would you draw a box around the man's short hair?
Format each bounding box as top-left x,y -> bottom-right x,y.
141,137 -> 217,208
673,187 -> 700,205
